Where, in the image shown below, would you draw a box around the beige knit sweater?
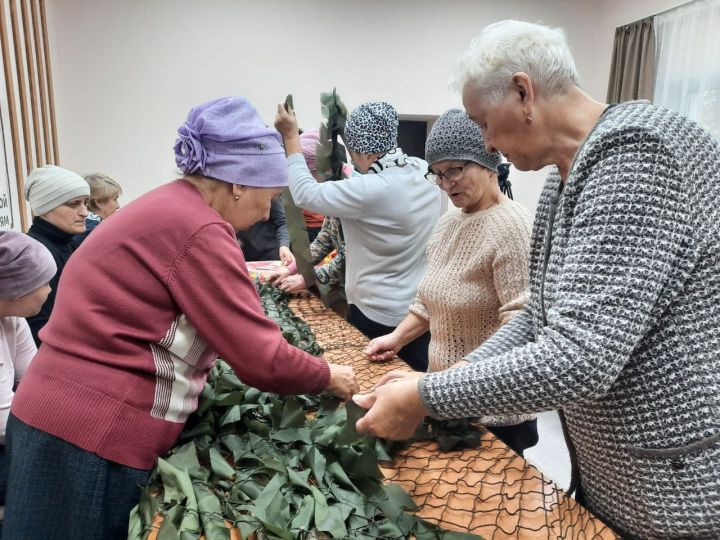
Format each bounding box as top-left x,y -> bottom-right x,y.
410,198 -> 533,371
410,198 -> 533,425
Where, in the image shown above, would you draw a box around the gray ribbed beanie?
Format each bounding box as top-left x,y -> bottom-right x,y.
425,109 -> 500,172
24,165 -> 90,216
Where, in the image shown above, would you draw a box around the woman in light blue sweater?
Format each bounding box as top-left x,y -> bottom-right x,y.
275,101 -> 441,371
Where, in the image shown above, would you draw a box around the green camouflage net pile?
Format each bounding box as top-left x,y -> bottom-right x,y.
127,285 -> 483,540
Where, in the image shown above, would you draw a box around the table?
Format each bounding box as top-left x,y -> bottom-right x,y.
289,294 -> 618,540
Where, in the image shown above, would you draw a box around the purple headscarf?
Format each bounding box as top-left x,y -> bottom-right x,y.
174,97 -> 287,188
0,231 -> 56,299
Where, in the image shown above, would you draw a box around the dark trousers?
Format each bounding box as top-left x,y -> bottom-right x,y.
347,304 -> 430,371
0,443 -> 6,507
3,414 -> 150,540
487,419 -> 539,457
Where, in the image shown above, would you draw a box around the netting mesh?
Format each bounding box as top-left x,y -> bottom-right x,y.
289,294 -> 618,539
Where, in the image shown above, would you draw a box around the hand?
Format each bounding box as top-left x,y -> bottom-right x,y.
265,266 -> 292,286
364,333 -> 401,362
278,274 -> 307,293
353,376 -> 427,440
274,104 -> 300,139
279,246 -> 295,267
325,363 -> 358,401
373,369 -> 421,390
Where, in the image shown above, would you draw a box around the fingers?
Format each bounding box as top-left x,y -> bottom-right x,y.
352,392 -> 376,410
373,370 -> 412,389
364,342 -> 395,362
279,248 -> 293,265
326,364 -> 358,401
275,103 -> 295,118
354,395 -> 379,435
364,337 -> 395,359
363,340 -> 379,356
266,270 -> 286,286
377,351 -> 396,362
278,276 -> 301,293
354,379 -> 426,439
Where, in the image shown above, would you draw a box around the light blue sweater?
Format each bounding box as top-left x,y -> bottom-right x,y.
287,153 -> 441,326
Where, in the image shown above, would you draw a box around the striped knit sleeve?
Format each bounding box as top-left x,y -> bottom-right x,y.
168,223 -> 330,396
463,308 -> 534,363
420,130 -> 693,419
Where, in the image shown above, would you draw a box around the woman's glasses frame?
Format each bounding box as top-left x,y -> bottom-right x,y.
424,161 -> 471,186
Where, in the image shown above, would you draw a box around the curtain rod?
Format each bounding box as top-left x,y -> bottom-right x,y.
624,0 -> 698,27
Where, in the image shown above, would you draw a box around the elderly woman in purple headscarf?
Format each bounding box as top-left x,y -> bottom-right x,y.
3,97 -> 357,539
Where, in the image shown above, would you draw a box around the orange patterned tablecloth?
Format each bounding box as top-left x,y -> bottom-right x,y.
289,294 -> 618,540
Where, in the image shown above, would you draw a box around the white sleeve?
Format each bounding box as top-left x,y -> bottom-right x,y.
13,318 -> 37,381
287,153 -> 380,219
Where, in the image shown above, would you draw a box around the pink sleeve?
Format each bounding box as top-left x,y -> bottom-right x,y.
167,224 -> 330,395
287,260 -> 298,274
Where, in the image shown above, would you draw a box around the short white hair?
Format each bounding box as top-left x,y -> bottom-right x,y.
453,20 -> 580,104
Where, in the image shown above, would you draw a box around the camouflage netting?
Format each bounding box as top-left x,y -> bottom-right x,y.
289,294 -> 618,540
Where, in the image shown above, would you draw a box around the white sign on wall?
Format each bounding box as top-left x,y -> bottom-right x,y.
0,96 -> 21,231
0,108 -> 14,230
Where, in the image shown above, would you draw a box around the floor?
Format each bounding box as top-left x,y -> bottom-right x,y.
523,410 -> 572,490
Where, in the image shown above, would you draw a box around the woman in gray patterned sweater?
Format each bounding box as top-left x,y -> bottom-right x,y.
354,20 -> 720,539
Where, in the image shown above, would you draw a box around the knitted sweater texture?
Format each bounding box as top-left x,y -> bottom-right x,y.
418,102 -> 720,538
411,200 -> 533,426
410,200 -> 530,371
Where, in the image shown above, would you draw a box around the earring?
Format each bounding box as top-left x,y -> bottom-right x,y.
233,196 -> 240,200
526,114 -> 533,124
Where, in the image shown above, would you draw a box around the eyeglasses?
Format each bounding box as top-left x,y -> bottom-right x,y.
424,161 -> 470,186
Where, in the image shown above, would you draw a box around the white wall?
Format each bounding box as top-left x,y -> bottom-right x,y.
43,0 -> 686,214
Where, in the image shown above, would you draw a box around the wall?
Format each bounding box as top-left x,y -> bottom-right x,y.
43,0 -> 687,214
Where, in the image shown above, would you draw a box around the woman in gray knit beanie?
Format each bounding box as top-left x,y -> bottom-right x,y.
364,108 -> 538,456
355,20 -> 720,539
24,165 -> 90,345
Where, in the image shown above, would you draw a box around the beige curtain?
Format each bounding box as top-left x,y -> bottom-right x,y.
607,17 -> 656,102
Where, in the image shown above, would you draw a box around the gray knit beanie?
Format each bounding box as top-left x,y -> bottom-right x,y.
425,109 -> 500,172
24,165 -> 90,216
344,102 -> 398,154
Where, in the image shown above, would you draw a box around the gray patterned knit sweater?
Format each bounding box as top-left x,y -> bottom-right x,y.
418,102 -> 720,539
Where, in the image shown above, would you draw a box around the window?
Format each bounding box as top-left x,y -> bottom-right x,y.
654,0 -> 720,140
